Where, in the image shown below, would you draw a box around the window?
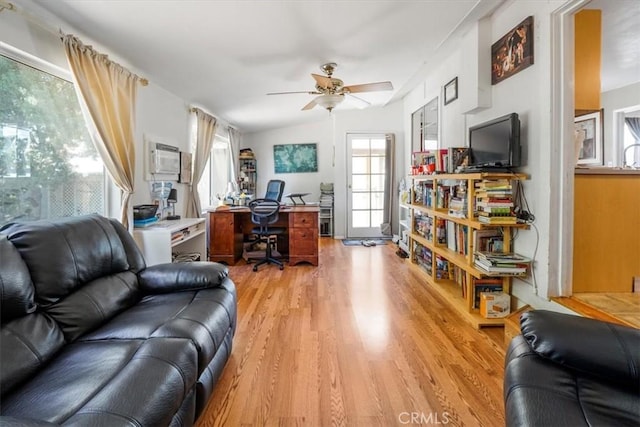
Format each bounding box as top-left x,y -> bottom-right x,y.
197,131 -> 233,209
623,119 -> 640,168
0,50 -> 105,226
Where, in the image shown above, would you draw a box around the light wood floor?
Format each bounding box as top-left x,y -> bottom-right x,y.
197,238 -> 506,427
572,292 -> 640,328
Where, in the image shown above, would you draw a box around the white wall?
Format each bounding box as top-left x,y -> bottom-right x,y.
243,102 -> 404,238
1,2 -> 193,218
403,1 -> 566,306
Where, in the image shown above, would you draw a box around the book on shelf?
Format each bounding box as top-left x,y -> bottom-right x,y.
447,147 -> 469,173
473,278 -> 503,308
477,206 -> 513,214
435,255 -> 450,279
474,262 -> 527,275
412,150 -> 449,174
473,229 -> 504,253
474,251 -> 531,275
475,252 -> 532,263
435,218 -> 447,244
445,221 -> 468,255
413,241 -> 433,275
414,212 -> 433,241
477,215 -> 518,224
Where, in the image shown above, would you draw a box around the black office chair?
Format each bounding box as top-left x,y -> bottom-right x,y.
264,179 -> 285,201
249,198 -> 285,271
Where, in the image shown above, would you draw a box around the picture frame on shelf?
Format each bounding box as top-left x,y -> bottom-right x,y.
574,110 -> 603,166
444,77 -> 458,105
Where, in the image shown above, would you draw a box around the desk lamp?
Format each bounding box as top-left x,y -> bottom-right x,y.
166,189 -> 181,220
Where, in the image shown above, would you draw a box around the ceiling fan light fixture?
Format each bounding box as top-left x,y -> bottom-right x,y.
314,94 -> 344,112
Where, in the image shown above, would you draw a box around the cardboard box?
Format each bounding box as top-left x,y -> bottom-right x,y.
480,292 -> 511,318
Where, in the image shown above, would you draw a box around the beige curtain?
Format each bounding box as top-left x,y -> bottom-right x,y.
63,34 -> 143,228
186,108 -> 218,218
228,127 -> 240,187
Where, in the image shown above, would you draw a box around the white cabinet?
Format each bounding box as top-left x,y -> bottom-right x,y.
133,218 -> 206,266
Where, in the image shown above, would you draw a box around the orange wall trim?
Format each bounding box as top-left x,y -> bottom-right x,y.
574,9 -> 601,112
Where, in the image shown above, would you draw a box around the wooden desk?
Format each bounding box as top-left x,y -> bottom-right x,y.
208,205 -> 319,266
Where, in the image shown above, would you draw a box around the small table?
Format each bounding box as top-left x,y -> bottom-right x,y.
284,193 -> 311,205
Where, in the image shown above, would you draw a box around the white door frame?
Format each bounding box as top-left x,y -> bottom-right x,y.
346,132 -> 390,238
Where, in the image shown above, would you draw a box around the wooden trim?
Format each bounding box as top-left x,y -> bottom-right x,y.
551,296 -> 636,328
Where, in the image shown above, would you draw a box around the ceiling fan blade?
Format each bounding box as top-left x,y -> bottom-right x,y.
302,99 -> 317,111
343,81 -> 394,93
346,93 -> 371,108
312,73 -> 334,90
267,90 -> 320,95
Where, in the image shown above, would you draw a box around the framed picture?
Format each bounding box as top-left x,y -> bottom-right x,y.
574,110 -> 603,165
491,16 -> 534,85
444,77 -> 458,105
273,143 -> 318,173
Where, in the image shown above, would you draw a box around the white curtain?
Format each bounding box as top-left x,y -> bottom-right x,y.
186,108 -> 217,218
228,127 -> 240,189
381,134 -> 395,235
62,34 -> 143,229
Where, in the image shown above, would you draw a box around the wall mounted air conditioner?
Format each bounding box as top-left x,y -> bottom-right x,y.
150,143 -> 180,175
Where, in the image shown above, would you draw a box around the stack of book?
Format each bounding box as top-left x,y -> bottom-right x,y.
475,179 -> 516,224
319,182 -> 334,237
473,278 -> 504,308
474,251 -> 531,276
413,212 -> 433,241
448,181 -> 468,218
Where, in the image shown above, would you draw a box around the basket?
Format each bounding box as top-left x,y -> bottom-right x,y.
133,204 -> 158,221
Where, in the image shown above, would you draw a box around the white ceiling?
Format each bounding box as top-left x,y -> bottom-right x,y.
24,0 -> 504,133
19,0 -> 640,133
588,0 -> 640,93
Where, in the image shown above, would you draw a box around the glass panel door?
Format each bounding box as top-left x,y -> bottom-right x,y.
347,133 -> 389,238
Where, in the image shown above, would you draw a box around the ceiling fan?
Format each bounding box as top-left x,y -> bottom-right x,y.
267,62 -> 394,112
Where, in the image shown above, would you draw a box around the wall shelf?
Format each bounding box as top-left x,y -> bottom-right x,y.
406,172 -> 529,329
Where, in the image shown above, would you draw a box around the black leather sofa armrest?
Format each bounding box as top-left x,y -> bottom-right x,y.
0,416 -> 59,426
138,262 -> 229,294
521,310 -> 640,388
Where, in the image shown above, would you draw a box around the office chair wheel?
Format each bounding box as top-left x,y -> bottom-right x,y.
253,265 -> 258,272
279,265 -> 284,270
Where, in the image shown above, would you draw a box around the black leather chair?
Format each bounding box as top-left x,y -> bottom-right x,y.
249,198 -> 285,271
504,310 -> 640,427
264,179 -> 285,201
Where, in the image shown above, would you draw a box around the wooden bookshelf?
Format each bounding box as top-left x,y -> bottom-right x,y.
406,172 -> 529,329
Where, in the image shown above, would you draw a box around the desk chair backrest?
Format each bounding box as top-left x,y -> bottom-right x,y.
264,180 -> 285,202
249,199 -> 280,232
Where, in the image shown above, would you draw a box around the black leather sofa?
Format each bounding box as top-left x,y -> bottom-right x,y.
0,214 -> 237,426
504,310 -> 640,427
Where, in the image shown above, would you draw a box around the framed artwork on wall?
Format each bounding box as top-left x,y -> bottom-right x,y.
574,110 -> 603,166
491,16 -> 534,85
444,77 -> 458,105
273,143 -> 318,173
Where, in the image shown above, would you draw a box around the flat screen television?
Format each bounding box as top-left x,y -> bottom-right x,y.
468,113 -> 521,169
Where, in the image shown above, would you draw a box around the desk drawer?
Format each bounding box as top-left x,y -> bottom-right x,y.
292,212 -> 317,228
290,228 -> 318,255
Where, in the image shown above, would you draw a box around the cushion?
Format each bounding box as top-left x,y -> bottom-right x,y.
1,313 -> 65,397
0,235 -> 36,321
81,280 -> 236,376
521,310 -> 640,388
1,338 -> 198,426
1,215 -> 132,306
